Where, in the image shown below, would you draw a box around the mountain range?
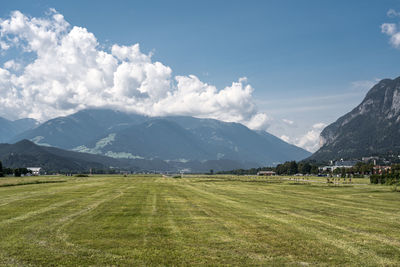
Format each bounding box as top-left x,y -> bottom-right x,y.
1,140 -> 254,173
309,76 -> 400,162
1,109 -> 311,172
3,75 -> 400,170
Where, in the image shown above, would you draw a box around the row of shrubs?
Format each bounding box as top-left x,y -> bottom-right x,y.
370,173 -> 400,185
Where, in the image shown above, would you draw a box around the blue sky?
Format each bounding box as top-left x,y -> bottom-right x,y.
1,0 -> 400,151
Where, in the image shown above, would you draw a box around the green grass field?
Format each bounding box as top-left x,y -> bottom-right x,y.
0,175 -> 399,266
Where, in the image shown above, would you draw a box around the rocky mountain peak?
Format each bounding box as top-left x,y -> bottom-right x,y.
310,76 -> 400,162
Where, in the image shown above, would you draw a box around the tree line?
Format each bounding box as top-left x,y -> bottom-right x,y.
218,161 -> 379,176
275,161 -> 319,175
0,160 -> 31,177
217,166 -> 275,175
217,161 -> 320,175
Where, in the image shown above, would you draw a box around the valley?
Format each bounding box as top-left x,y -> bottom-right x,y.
0,109 -> 311,172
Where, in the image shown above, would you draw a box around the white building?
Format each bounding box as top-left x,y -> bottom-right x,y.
27,167 -> 41,176
320,160 -> 358,172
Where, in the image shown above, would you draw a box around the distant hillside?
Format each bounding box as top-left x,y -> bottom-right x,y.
10,109 -> 311,166
0,140 -> 254,173
0,117 -> 38,143
309,76 -> 400,162
11,109 -> 146,148
0,140 -> 123,172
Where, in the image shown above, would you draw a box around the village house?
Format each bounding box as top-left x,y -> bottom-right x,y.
27,167 -> 41,176
320,160 -> 358,172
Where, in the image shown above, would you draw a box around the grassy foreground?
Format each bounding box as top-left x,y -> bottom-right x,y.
0,175 -> 399,266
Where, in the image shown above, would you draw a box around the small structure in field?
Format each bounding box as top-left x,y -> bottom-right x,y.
27,167 -> 41,176
257,171 -> 276,176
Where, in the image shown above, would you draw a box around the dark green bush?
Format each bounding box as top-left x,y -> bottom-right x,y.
74,174 -> 89,177
370,174 -> 379,184
370,173 -> 400,185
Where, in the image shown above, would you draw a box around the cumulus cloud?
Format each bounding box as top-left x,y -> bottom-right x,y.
382,23 -> 397,35
381,11 -> 400,48
387,9 -> 400,18
0,9 -> 270,131
312,122 -> 326,130
3,60 -> 21,71
351,78 -> 380,91
381,24 -> 400,48
280,135 -> 290,143
295,123 -> 327,152
280,122 -> 326,152
246,113 -> 271,130
282,118 -> 294,125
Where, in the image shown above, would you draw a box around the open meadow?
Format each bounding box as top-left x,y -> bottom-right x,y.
0,175 -> 399,266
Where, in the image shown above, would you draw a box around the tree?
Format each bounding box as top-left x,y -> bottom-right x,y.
311,165 -> 319,175
333,168 -> 341,175
300,162 -> 312,174
341,167 -> 346,178
3,168 -> 13,175
288,161 -> 298,175
20,168 -> 29,175
0,160 -> 3,177
14,168 -> 21,177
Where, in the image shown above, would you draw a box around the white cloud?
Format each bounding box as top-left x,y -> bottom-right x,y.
0,40 -> 10,50
3,60 -> 21,71
312,122 -> 326,130
0,9 -> 270,131
246,113 -> 271,130
381,21 -> 400,48
387,9 -> 400,18
280,135 -> 290,143
381,23 -> 396,35
294,122 -> 327,152
282,118 -> 294,125
276,122 -> 327,152
350,78 -> 380,91
271,118 -> 327,152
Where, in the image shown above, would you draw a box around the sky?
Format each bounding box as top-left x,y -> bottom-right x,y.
1,0 -> 400,152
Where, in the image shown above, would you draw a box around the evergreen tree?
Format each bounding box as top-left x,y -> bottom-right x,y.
289,161 -> 298,175
341,167 -> 346,178
311,165 -> 319,175
300,162 -> 312,174
14,168 -> 21,177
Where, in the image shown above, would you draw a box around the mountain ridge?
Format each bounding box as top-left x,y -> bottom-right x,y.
0,117 -> 38,143
0,140 -> 256,173
6,109 -> 310,166
309,76 -> 400,162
